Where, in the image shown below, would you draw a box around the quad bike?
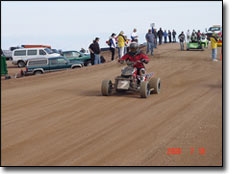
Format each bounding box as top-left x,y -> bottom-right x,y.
101,60 -> 160,98
186,41 -> 205,51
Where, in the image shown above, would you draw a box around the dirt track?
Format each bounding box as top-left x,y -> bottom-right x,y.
1,43 -> 222,166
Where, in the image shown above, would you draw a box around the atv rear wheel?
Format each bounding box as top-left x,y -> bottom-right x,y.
150,77 -> 160,94
101,80 -> 113,96
140,81 -> 150,98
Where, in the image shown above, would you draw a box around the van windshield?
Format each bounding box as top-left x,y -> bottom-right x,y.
208,27 -> 221,32
44,48 -> 54,54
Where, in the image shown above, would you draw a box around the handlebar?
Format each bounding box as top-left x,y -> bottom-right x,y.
119,59 -> 147,65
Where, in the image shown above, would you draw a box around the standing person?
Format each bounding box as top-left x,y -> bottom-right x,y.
145,29 -> 155,56
210,32 -> 219,61
172,29 -> 177,42
89,37 -> 101,65
131,28 -> 138,42
152,27 -> 158,48
109,33 -> 116,61
178,31 -> 185,51
197,30 -> 201,41
117,31 -> 126,58
157,28 -> 163,45
168,30 -> 172,43
88,40 -> 95,65
191,30 -> 197,42
186,29 -> 191,43
124,36 -> 128,55
163,30 -> 168,43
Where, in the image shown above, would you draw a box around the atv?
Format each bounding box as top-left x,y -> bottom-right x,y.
101,60 -> 160,98
186,41 -> 205,51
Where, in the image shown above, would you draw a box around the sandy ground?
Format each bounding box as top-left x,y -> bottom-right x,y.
1,43 -> 222,166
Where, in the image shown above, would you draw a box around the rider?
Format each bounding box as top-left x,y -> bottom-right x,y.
118,42 -> 149,82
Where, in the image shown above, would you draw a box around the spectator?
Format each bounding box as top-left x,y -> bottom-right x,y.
178,31 -> 185,51
109,33 -> 117,61
201,32 -> 208,48
125,36 -> 131,54
168,30 -> 172,43
89,37 -> 101,65
145,29 -> 155,56
191,30 -> 197,43
157,28 -> 163,45
172,29 -> 177,42
186,29 -> 191,43
131,28 -> 138,42
197,30 -> 201,41
163,30 -> 168,43
210,32 -> 219,61
88,40 -> 95,65
80,48 -> 86,53
124,35 -> 128,55
117,31 -> 126,58
152,27 -> 158,48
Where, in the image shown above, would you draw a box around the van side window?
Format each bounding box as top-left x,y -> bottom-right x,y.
50,59 -> 58,65
28,50 -> 37,56
28,59 -> 48,66
39,50 -> 46,55
14,50 -> 26,56
57,58 -> 67,64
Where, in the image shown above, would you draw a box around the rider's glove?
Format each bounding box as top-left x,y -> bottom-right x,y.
141,59 -> 148,64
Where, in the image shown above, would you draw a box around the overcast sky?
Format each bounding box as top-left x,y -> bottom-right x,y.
1,1 -> 222,51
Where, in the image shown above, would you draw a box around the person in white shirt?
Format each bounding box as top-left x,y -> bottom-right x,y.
109,33 -> 117,61
131,28 -> 138,42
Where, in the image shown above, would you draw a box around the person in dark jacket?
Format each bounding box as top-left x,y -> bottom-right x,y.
172,29 -> 177,42
88,41 -> 95,65
178,31 -> 185,51
145,29 -> 155,56
168,30 -> 172,43
88,37 -> 101,65
157,28 -> 163,45
197,30 -> 201,41
152,27 -> 158,48
109,33 -> 116,61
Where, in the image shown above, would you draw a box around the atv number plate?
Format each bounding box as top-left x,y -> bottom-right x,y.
117,80 -> 129,90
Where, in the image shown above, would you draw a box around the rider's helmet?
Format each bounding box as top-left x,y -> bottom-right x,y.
130,42 -> 139,53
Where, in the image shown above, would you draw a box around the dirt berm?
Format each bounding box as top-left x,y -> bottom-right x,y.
1,43 -> 222,166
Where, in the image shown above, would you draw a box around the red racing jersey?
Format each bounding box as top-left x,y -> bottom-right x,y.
119,52 -> 149,68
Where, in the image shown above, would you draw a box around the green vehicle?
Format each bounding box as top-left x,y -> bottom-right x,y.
25,56 -> 83,75
62,51 -> 92,66
186,42 -> 205,51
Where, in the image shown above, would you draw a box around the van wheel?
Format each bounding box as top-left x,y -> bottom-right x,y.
17,61 -> 25,68
34,70 -> 43,75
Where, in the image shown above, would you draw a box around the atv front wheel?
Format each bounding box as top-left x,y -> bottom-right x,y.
150,78 -> 160,94
140,81 -> 150,98
101,80 -> 113,96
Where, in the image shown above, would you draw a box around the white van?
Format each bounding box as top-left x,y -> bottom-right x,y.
12,47 -> 60,67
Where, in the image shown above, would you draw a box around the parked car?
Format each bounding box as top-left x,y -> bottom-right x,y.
25,56 -> 83,75
62,51 -> 92,66
12,47 -> 60,68
2,50 -> 13,60
206,25 -> 222,40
